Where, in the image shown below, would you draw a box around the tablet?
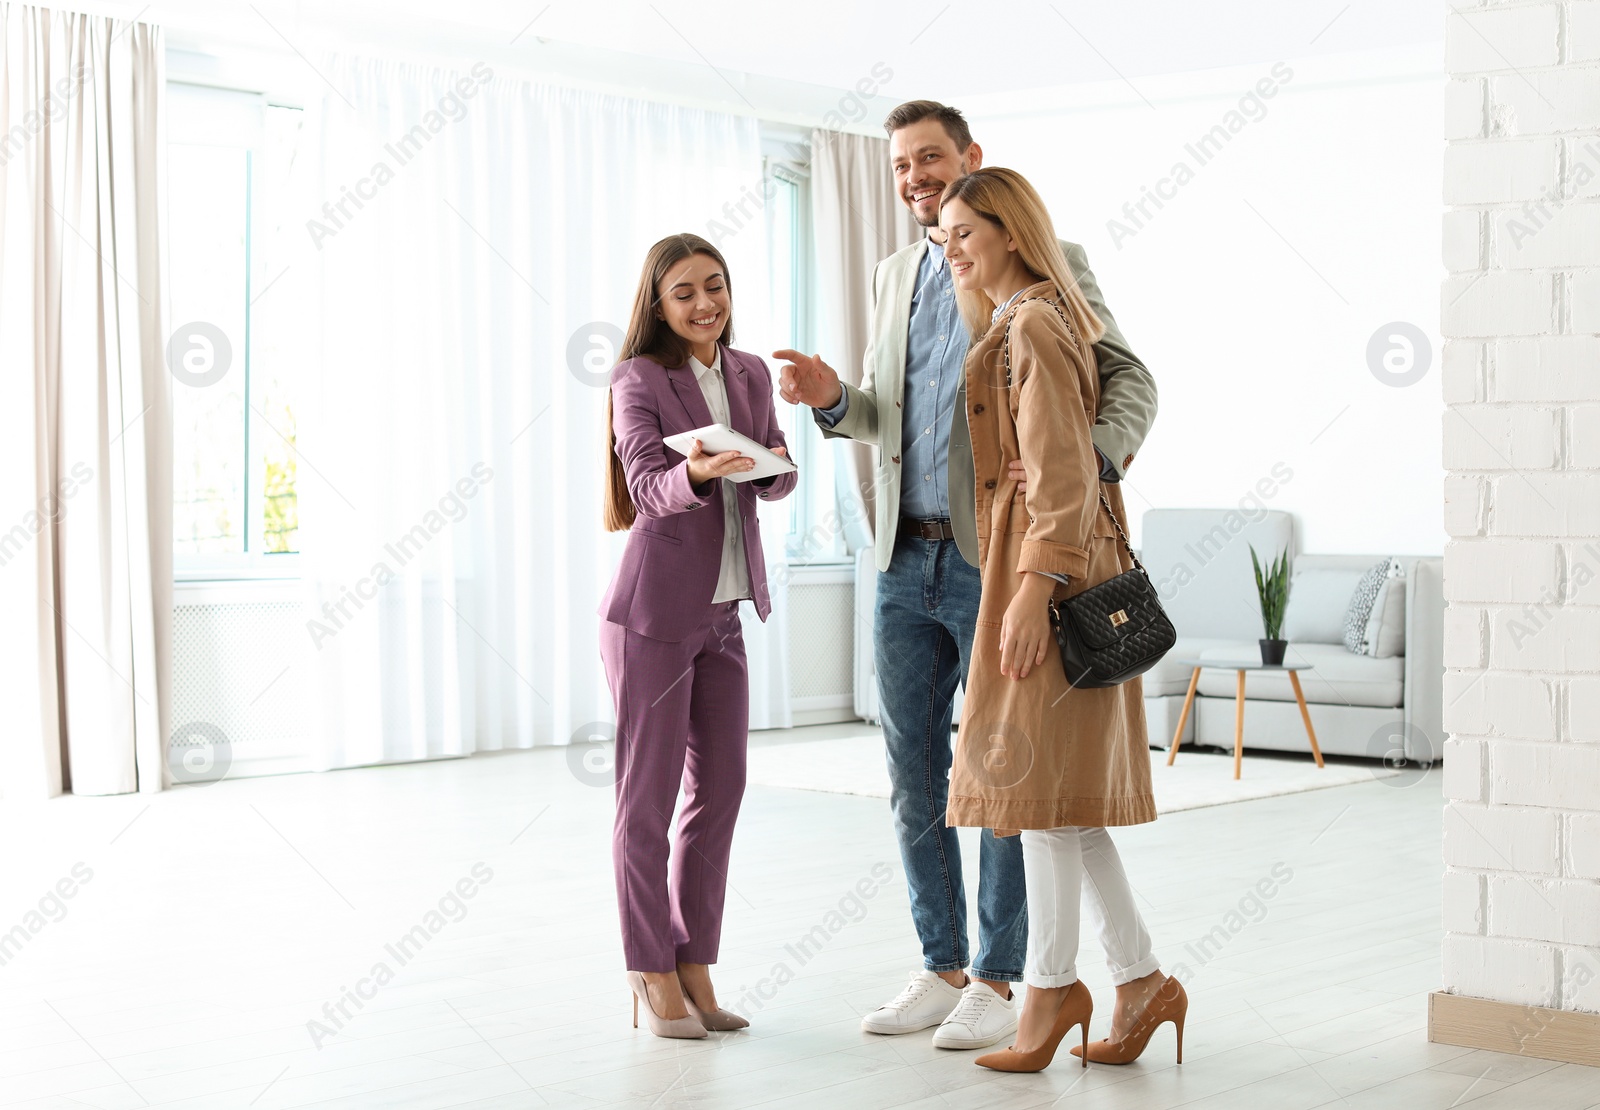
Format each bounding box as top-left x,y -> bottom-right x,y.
663,423 -> 798,483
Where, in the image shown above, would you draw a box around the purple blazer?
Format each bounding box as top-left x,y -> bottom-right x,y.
599,344 -> 798,642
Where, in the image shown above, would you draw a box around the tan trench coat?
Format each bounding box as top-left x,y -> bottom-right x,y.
945,282 -> 1156,835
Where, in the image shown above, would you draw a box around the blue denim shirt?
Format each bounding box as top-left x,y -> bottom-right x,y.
818,239 -> 964,520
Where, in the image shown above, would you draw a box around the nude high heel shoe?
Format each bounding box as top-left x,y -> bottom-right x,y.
1070,974 -> 1187,1065
626,971 -> 707,1039
974,979 -> 1092,1072
682,993 -> 750,1031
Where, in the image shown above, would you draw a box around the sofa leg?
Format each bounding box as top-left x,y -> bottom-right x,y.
1288,669 -> 1326,768
1167,668 -> 1201,766
1233,670 -> 1247,779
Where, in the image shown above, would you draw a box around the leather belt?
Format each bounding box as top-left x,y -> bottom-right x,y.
900,516 -> 955,541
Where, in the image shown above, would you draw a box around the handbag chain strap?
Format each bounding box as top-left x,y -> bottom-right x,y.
998,299 -> 1146,577
998,295 -> 1070,391
1096,490 -> 1146,574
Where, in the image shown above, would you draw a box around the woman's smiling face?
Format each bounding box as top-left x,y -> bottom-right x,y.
939,195 -> 1015,293
655,252 -> 730,351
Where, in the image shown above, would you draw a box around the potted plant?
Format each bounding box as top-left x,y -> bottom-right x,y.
1249,544 -> 1290,666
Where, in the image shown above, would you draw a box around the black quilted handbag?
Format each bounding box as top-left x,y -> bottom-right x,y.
998,295 -> 1175,689
1047,492 -> 1177,688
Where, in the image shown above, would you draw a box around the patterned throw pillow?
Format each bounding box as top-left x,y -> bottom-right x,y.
1343,559 -> 1394,654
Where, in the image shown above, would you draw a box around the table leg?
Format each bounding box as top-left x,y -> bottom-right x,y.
1287,669 -> 1326,768
1167,667 -> 1201,767
1233,670 -> 1247,780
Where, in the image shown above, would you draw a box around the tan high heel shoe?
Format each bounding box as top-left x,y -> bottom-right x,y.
675,963 -> 749,1030
974,980 -> 1092,1072
1070,974 -> 1187,1065
626,971 -> 707,1039
682,993 -> 750,1031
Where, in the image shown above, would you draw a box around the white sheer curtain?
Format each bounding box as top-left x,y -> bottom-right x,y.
291,55 -> 777,768
810,129 -> 920,553
0,4 -> 168,797
741,587 -> 790,731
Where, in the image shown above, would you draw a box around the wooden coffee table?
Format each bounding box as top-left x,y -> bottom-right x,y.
1165,659 -> 1325,780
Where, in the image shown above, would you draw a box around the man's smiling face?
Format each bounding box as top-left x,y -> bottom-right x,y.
889,118 -> 980,229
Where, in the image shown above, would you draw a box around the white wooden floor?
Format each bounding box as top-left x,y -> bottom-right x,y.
2,723 -> 1597,1110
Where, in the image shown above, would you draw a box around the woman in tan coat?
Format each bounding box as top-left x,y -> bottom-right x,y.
937,167 -> 1186,1073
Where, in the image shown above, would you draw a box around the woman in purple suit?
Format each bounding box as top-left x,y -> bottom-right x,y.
599,233 -> 798,1038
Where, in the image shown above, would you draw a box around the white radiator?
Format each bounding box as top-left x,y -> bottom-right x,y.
171,580 -> 311,781
785,562 -> 857,724
854,546 -> 879,723
173,567 -> 865,772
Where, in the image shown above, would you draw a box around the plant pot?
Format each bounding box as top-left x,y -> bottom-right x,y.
1259,638 -> 1288,666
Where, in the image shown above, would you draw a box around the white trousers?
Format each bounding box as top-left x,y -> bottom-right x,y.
1020,826 -> 1161,989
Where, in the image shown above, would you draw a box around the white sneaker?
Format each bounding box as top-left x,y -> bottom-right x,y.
930,980 -> 1019,1050
860,970 -> 965,1035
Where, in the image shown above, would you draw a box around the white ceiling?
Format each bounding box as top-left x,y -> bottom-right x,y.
517,0 -> 1444,97
104,0 -> 1443,104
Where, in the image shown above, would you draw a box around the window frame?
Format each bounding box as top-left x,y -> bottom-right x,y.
167,76 -> 306,582
760,134 -> 848,565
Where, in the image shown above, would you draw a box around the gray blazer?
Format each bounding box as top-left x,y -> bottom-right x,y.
816,238 -> 1158,571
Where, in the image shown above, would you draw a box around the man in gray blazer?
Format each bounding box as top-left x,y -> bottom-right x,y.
776,100 -> 1156,1050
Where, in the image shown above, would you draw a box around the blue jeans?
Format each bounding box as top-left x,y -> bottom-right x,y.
874,532 -> 1027,982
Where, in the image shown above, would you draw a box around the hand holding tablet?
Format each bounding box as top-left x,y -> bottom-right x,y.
664,423 -> 799,483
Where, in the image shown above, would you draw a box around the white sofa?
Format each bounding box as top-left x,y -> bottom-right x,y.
1140,509 -> 1443,763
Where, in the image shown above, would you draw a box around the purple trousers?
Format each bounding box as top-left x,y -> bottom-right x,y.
599,600 -> 748,972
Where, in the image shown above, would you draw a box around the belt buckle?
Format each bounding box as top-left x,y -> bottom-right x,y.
901,516 -> 950,541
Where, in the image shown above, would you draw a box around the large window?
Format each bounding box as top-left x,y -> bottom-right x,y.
167,83 -> 306,571
762,139 -> 844,563
167,105 -> 839,572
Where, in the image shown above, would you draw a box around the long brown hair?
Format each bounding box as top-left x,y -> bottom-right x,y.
938,167 -> 1104,346
604,234 -> 735,532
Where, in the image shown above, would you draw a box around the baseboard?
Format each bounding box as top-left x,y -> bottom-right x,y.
1428,990 -> 1600,1067
788,706 -> 863,728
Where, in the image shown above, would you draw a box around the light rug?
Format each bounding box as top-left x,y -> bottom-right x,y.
745,735 -> 1400,814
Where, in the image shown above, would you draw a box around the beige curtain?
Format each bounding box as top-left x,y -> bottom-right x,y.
809,129 -> 920,547
0,3 -> 169,797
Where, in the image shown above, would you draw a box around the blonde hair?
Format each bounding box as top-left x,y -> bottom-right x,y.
938,167 -> 1104,346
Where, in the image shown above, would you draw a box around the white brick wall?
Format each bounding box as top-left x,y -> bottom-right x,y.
1445,6 -> 1559,71
1443,802 -> 1559,872
1492,337 -> 1600,401
1571,2 -> 1600,61
1444,737 -> 1486,801
1440,271 -> 1554,335
1487,875 -> 1600,944
1443,669 -> 1558,735
1443,0 -> 1600,1017
1443,869 -> 1486,933
1569,269 -> 1600,330
1571,407 -> 1600,467
1568,811 -> 1600,878
1442,139 -> 1560,205
1442,934 -> 1558,1008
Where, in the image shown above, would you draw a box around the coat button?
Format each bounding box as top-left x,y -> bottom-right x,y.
973,404 -> 985,414
985,479 -> 996,489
